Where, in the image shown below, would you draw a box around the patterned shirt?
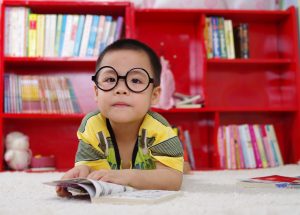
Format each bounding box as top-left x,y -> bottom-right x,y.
75,111 -> 183,172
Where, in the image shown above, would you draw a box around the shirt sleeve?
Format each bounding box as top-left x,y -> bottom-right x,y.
143,112 -> 184,172
75,113 -> 111,171
149,127 -> 184,172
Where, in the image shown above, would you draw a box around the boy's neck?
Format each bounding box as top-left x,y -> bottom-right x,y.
108,119 -> 143,145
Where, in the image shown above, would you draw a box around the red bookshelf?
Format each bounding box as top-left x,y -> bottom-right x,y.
133,7 -> 300,169
0,1 -> 299,171
0,0 -> 133,170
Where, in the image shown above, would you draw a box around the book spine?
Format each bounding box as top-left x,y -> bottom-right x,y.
241,124 -> 256,168
225,126 -> 231,169
238,125 -> 250,168
93,15 -> 106,57
240,23 -> 249,59
86,15 -> 100,56
54,14 -> 63,57
229,125 -> 237,169
211,17 -> 221,58
265,124 -> 284,166
61,15 -> 73,57
73,15 -> 85,57
69,15 -> 79,57
204,17 -> 213,59
114,16 -> 124,41
36,14 -> 45,57
233,125 -> 245,169
183,130 -> 195,169
248,124 -> 262,168
99,16 -> 112,54
253,124 -> 268,168
79,14 -> 93,57
59,15 -> 67,57
217,126 -> 226,168
260,125 -> 276,167
218,17 -> 227,58
28,13 -> 37,57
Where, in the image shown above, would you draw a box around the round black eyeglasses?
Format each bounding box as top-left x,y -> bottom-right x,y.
92,66 -> 154,93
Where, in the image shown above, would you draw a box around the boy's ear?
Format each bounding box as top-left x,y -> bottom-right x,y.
150,86 -> 161,105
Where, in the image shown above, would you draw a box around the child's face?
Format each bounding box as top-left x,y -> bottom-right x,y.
94,49 -> 161,124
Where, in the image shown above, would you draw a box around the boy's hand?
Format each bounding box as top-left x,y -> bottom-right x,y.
56,165 -> 91,197
87,169 -> 133,186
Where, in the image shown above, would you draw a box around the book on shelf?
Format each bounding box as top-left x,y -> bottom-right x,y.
5,74 -> 81,114
44,178 -> 182,204
173,93 -> 204,109
217,124 -> 282,169
204,16 -> 249,59
4,7 -> 124,58
234,23 -> 249,59
237,175 -> 300,189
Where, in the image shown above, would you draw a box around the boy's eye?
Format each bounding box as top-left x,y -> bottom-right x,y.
104,77 -> 116,83
130,78 -> 143,84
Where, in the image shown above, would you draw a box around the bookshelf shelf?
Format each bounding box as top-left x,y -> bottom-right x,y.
206,58 -> 293,65
1,113 -> 84,120
0,1 -> 299,171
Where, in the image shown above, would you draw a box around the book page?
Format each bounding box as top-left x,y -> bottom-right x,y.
92,190 -> 182,204
88,179 -> 134,197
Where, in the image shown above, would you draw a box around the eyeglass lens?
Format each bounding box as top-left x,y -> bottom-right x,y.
96,67 -> 151,92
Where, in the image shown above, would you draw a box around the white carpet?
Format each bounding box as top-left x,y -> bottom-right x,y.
1,165 -> 300,215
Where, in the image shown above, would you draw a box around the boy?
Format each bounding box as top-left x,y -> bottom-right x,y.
57,39 -> 183,197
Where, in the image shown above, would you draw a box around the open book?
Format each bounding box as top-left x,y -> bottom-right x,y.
237,175 -> 300,189
45,178 -> 182,204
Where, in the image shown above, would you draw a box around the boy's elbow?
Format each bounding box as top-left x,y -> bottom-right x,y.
168,171 -> 183,191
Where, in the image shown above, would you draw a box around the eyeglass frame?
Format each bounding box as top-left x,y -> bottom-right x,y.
91,66 -> 155,93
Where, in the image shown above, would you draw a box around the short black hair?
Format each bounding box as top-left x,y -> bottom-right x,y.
96,39 -> 161,86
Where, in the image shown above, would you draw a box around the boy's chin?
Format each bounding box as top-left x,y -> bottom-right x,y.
107,112 -> 146,124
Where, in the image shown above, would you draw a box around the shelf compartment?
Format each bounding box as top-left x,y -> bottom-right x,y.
206,64 -> 298,109
134,10 -> 205,97
160,112 -> 216,169
218,111 -> 296,164
3,118 -> 80,170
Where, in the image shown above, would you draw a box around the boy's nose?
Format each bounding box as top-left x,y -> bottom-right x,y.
114,79 -> 129,94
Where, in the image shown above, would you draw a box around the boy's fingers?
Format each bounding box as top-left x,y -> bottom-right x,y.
56,186 -> 72,197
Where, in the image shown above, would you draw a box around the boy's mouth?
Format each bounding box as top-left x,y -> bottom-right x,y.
112,102 -> 131,107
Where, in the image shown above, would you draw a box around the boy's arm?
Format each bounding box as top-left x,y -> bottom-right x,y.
87,162 -> 183,191
128,162 -> 183,190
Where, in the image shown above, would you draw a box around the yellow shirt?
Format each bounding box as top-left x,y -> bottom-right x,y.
75,111 -> 184,172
